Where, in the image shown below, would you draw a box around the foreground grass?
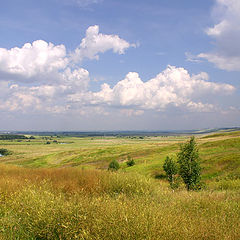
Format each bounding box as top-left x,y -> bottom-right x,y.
0,166 -> 239,240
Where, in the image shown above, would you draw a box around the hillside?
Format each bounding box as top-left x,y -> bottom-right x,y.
0,131 -> 239,185
0,131 -> 239,239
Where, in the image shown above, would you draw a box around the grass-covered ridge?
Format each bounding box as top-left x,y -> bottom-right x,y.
201,130 -> 240,139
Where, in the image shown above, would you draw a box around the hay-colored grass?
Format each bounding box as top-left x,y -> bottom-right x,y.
0,166 -> 239,240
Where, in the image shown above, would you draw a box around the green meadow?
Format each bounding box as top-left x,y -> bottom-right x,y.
0,131 -> 239,239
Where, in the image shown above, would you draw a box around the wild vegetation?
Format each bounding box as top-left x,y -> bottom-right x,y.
163,156 -> 178,188
0,148 -> 12,156
0,131 -> 239,239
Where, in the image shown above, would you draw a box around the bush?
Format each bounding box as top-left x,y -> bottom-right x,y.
0,148 -> 12,156
154,173 -> 166,180
126,156 -> 135,167
163,156 -> 178,188
108,160 -> 120,171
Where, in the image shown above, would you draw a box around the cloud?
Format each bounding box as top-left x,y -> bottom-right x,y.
197,53 -> 240,71
72,25 -> 136,62
0,25 -> 134,83
0,25 -> 137,114
69,65 -> 235,113
72,0 -> 102,7
60,67 -> 90,90
0,40 -> 68,78
1,65 -> 233,115
0,67 -> 90,113
185,52 -> 202,63
0,25 -> 236,117
56,0 -> 102,8
197,0 -> 240,71
0,92 -> 41,112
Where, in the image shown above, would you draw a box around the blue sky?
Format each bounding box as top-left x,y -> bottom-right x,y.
0,0 -> 239,131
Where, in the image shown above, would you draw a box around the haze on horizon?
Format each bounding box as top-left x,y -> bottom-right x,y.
0,0 -> 239,131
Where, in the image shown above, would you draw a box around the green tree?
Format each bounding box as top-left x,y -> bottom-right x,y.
108,160 -> 120,171
163,156 -> 178,188
0,148 -> 12,156
177,137 -> 201,190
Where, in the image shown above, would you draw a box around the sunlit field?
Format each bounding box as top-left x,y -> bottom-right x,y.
0,131 -> 239,239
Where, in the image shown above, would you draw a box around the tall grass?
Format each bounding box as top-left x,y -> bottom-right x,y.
0,165 -> 239,239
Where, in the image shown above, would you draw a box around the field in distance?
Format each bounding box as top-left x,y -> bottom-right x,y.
0,131 -> 240,183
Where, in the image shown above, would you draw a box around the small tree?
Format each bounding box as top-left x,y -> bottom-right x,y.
163,156 -> 178,188
0,148 -> 12,156
108,160 -> 120,171
177,137 -> 201,190
126,156 -> 135,167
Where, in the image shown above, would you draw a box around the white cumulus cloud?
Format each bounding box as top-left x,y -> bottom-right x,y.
69,65 -> 235,113
72,25 -> 135,62
0,40 -> 68,78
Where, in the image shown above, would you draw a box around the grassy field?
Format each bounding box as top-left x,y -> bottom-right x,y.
1,132 -> 239,182
0,132 -> 239,239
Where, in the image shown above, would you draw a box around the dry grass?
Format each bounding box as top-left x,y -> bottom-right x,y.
0,165 -> 239,240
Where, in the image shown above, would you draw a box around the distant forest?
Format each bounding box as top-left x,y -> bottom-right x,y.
0,135 -> 28,140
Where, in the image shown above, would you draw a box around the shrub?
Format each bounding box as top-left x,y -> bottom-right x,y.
126,156 -> 135,167
0,148 -> 12,156
154,173 -> 166,180
108,160 -> 120,171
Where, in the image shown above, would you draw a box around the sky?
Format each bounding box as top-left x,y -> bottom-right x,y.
0,0 -> 239,131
